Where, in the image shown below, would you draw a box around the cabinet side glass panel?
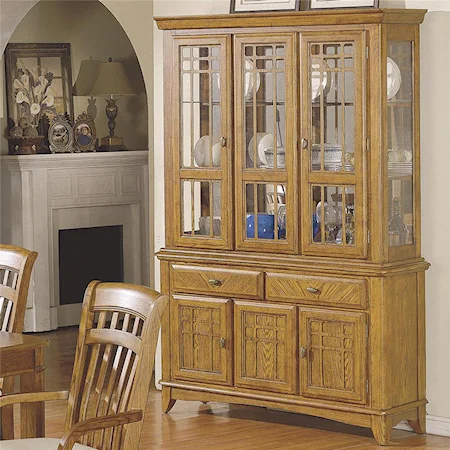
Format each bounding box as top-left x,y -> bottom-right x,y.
387,41 -> 414,246
244,44 -> 286,171
180,45 -> 221,169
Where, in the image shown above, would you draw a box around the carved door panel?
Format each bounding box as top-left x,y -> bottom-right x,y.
299,308 -> 367,404
235,301 -> 297,394
172,295 -> 232,385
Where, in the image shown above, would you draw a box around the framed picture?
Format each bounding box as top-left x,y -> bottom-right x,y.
230,0 -> 300,13
73,112 -> 96,152
307,0 -> 379,10
48,114 -> 74,153
4,43 -> 74,152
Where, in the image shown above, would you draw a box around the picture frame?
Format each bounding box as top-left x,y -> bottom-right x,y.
4,43 -> 74,152
73,112 -> 96,152
306,0 -> 379,10
230,0 -> 300,13
48,114 -> 74,153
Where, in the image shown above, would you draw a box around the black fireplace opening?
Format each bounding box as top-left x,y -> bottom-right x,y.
59,225 -> 124,306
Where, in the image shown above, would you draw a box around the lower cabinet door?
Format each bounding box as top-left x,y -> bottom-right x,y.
171,294 -> 232,385
299,308 -> 367,404
235,301 -> 297,394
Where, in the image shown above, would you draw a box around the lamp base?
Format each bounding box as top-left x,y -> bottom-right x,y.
98,135 -> 127,152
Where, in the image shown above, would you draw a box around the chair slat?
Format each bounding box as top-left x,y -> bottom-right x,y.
1,269 -> 10,286
0,285 -> 17,302
85,329 -> 142,355
1,300 -> 13,331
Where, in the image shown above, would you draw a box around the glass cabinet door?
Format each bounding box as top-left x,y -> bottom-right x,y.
235,34 -> 296,253
300,32 -> 367,259
172,36 -> 232,249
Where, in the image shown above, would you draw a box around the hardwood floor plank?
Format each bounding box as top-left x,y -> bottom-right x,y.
8,327 -> 448,449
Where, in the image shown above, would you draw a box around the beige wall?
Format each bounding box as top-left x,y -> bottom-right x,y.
153,0 -> 450,423
0,0 -> 148,154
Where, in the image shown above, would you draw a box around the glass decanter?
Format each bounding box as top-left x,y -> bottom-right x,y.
336,212 -> 355,245
388,197 -> 409,246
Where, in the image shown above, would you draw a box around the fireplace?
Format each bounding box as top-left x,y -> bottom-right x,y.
0,151 -> 149,331
59,225 -> 124,310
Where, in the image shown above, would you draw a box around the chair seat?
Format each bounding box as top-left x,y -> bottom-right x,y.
1,438 -> 95,449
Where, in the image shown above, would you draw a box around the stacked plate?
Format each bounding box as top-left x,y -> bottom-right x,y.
388,162 -> 413,176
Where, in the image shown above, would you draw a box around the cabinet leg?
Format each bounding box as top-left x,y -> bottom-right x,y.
162,387 -> 176,413
372,414 -> 391,446
408,405 -> 426,435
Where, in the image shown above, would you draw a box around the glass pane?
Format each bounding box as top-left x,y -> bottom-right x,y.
310,42 -> 355,173
246,183 -> 286,240
387,41 -> 414,246
180,45 -> 221,168
182,180 -> 222,237
244,44 -> 286,171
312,185 -> 355,246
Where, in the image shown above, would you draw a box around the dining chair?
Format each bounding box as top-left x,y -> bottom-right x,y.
0,244 -> 38,439
0,280 -> 168,450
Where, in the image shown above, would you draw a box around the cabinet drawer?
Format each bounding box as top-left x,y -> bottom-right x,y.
171,264 -> 264,300
266,272 -> 367,309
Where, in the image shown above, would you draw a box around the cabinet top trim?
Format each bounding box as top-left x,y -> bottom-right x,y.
154,9 -> 426,30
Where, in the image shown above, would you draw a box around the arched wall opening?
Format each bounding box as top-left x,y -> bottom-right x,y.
1,0 -> 149,153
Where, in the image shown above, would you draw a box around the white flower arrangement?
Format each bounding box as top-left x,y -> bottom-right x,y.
13,59 -> 57,128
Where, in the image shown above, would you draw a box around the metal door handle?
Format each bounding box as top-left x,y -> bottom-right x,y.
306,287 -> 320,294
220,136 -> 227,147
301,138 -> 308,149
300,347 -> 307,359
220,338 -> 226,348
208,279 -> 222,287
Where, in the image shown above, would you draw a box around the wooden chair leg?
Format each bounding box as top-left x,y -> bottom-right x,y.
372,414 -> 391,446
0,376 -> 15,440
408,405 -> 426,435
162,387 -> 176,413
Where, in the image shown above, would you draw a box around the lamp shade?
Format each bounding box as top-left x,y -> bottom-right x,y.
72,59 -> 101,96
89,60 -> 135,96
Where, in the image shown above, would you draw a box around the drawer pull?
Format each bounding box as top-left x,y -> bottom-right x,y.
300,347 -> 307,359
306,287 -> 320,294
220,338 -> 226,348
208,279 -> 222,287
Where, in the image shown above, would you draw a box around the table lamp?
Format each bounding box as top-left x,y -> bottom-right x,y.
88,58 -> 136,151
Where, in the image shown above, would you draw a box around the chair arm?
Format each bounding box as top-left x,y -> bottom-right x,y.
0,390 -> 69,407
57,409 -> 143,450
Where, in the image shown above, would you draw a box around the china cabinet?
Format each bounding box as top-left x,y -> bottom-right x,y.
155,9 -> 429,445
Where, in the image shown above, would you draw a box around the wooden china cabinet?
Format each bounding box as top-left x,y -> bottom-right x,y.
155,9 -> 429,445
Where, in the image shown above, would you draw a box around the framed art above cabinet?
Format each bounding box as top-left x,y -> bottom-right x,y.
156,8 -> 429,446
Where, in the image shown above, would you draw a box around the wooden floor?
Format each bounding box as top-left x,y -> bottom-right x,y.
10,327 -> 450,449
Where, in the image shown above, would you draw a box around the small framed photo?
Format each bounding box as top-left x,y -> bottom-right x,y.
73,112 -> 96,152
307,0 -> 379,10
48,114 -> 74,153
231,0 -> 300,13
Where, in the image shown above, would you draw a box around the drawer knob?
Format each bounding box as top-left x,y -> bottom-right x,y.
300,347 -> 307,359
208,279 -> 222,287
306,287 -> 320,294
220,338 -> 226,348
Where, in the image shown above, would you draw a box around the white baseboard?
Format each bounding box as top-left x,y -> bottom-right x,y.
395,415 -> 450,437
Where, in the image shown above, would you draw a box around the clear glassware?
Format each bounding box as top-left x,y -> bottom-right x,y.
316,201 -> 341,243
336,213 -> 355,245
388,197 -> 409,246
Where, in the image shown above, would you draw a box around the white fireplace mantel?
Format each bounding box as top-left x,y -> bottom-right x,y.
0,150 -> 149,331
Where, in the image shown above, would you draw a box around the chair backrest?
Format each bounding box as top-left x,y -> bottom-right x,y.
0,244 -> 38,333
65,281 -> 168,450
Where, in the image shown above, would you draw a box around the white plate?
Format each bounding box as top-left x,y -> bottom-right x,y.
387,57 -> 402,100
245,60 -> 261,101
311,58 -> 332,101
248,132 -> 274,166
193,135 -> 221,167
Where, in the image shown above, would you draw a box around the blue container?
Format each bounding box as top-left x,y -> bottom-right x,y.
246,213 -> 275,239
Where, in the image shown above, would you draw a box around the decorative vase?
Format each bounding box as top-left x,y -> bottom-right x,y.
7,136 -> 45,155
